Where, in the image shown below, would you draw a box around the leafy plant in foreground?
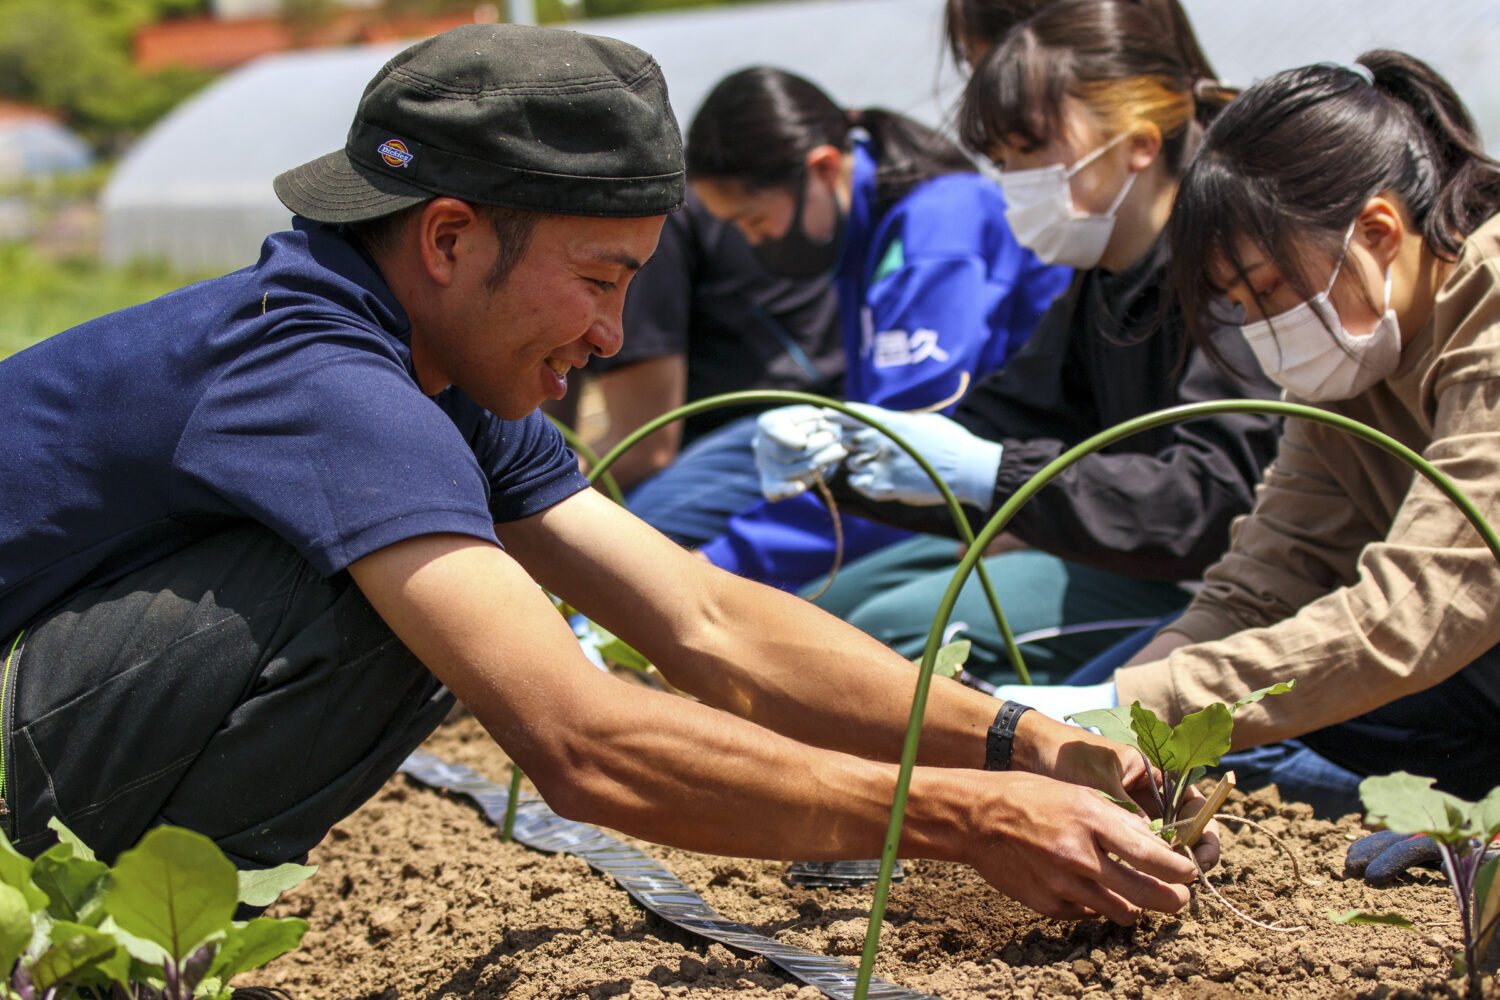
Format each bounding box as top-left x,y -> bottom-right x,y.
0,818 -> 314,999
1068,681 -> 1294,836
1331,773 -> 1500,999
1067,682 -> 1305,931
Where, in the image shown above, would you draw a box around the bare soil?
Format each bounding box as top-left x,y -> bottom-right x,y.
261,716 -> 1495,1000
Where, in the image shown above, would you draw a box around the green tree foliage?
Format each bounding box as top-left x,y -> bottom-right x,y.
0,0 -> 212,153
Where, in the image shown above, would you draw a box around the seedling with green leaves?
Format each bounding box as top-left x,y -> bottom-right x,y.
0,818 -> 314,1000
1068,682 -> 1305,930
1068,681 -> 1294,836
1331,773 -> 1500,999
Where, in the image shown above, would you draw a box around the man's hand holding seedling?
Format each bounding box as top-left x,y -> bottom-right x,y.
1015,708 -> 1223,867
969,709 -> 1220,923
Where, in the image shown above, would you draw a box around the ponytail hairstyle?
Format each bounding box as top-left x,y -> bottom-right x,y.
943,0 -> 1216,87
685,66 -> 974,214
1169,50 -> 1500,348
957,0 -> 1231,179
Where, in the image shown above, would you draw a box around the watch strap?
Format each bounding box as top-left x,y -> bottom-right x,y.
984,700 -> 1032,771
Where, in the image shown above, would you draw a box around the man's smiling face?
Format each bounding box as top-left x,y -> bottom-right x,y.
410,206 -> 664,420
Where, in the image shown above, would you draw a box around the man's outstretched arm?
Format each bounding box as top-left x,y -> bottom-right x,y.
496,488 -> 1158,798
349,514 -> 1204,924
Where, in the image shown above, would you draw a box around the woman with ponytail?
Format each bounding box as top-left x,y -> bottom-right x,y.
762,0 -> 1281,682
1086,51 -> 1500,800
684,67 -> 1070,589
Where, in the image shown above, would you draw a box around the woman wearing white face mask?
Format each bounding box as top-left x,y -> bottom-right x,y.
997,130 -> 1140,269
1105,52 -> 1500,800
764,0 -> 1282,682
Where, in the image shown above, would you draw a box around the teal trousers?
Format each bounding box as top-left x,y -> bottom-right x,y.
809,534 -> 1191,685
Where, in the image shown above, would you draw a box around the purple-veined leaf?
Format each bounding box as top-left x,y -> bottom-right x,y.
102,827 -> 238,961
1475,854 -> 1500,965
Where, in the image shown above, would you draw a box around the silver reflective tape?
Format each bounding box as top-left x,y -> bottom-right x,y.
398,751 -> 938,1000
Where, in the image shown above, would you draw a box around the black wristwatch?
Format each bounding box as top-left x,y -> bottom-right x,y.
983,700 -> 1033,771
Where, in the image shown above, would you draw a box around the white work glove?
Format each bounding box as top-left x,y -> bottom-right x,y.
836,404 -> 1003,509
753,405 -> 851,501
992,681 -> 1119,723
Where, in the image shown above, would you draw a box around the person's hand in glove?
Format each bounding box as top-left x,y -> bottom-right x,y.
835,404 -> 1003,509
1345,830 -> 1500,886
753,405 -> 851,501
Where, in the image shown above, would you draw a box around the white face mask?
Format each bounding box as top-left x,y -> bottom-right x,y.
1237,221 -> 1402,403
998,133 -> 1138,269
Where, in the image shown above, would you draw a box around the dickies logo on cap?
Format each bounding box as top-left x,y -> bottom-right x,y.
377,139 -> 414,168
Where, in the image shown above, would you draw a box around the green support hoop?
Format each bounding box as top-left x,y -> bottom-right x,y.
588,389 -> 1033,684
853,398 -> 1500,999
546,414 -> 626,506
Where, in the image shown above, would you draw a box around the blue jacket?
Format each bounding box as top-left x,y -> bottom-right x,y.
699,143 -> 1069,589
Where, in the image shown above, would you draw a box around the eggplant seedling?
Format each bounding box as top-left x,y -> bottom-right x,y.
0,817 -> 313,1000
1331,773 -> 1500,999
1068,682 -> 1303,930
1067,681 -> 1294,837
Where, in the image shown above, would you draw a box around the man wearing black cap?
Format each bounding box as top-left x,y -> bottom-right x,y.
0,24 -> 1212,924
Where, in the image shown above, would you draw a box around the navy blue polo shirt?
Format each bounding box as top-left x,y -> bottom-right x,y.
0,219 -> 589,640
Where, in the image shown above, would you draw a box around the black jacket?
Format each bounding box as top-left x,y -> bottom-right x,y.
836,235 -> 1281,582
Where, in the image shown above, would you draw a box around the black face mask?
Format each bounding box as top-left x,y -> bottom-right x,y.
752,172 -> 847,278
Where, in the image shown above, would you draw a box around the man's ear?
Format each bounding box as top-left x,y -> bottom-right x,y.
1357,195 -> 1405,273
416,197 -> 481,288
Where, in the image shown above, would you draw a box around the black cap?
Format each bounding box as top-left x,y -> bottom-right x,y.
274,23 -> 685,223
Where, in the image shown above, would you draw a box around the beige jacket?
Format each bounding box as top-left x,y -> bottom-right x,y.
1116,213 -> 1500,748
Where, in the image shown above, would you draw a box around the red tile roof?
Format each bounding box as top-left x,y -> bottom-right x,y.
134,9 -> 490,73
0,100 -> 59,124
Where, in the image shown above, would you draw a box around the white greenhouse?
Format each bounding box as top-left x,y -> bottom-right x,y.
101,0 -> 1500,272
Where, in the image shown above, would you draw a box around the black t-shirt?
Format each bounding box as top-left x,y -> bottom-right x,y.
592,197 -> 843,441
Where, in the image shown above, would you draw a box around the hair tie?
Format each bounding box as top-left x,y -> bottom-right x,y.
1193,78 -> 1237,103
1346,62 -> 1375,86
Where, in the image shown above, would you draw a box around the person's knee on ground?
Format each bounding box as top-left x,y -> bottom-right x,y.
9,524 -> 451,866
